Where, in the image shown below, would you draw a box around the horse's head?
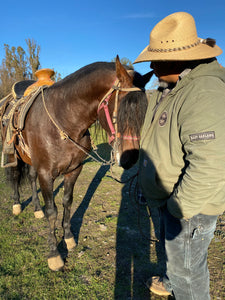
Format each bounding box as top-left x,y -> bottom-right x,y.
98,56 -> 153,169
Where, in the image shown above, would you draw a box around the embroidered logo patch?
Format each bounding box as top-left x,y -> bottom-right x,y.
159,111 -> 167,127
189,131 -> 215,142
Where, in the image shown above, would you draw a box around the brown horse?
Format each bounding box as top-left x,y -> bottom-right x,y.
1,56 -> 152,270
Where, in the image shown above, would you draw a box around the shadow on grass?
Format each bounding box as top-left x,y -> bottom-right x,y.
21,180 -> 64,212
70,164 -> 110,244
84,143 -> 112,164
20,189 -> 41,211
114,167 -> 167,300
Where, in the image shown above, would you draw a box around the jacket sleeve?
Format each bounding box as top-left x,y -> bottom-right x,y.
167,78 -> 225,219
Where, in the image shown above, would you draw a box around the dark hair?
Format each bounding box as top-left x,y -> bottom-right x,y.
182,57 -> 216,69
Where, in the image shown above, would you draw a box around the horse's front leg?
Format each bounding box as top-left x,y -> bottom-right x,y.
38,170 -> 64,271
28,165 -> 44,219
63,165 -> 83,251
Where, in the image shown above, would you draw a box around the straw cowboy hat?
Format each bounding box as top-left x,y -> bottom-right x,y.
134,12 -> 222,63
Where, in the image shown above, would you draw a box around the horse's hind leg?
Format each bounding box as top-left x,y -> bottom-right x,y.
38,170 -> 64,271
10,166 -> 22,216
5,156 -> 22,216
28,165 -> 44,219
63,165 -> 83,251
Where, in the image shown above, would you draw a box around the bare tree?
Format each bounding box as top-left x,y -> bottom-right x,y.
111,57 -> 134,69
26,38 -> 41,79
0,39 -> 41,97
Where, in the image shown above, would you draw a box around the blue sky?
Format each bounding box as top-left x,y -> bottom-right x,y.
0,0 -> 225,88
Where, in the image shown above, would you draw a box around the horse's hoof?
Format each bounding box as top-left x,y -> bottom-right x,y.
65,237 -> 76,251
48,255 -> 64,271
13,204 -> 22,216
34,210 -> 44,219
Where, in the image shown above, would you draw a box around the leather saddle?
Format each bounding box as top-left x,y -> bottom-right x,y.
0,81 -> 47,167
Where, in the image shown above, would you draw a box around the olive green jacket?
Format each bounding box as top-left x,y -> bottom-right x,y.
139,60 -> 225,219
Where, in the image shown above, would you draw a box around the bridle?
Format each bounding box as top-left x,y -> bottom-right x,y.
97,78 -> 143,145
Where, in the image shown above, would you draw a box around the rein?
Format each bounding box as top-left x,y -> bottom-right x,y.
41,87 -> 111,166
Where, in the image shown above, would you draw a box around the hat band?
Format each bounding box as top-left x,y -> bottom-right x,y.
148,40 -> 200,53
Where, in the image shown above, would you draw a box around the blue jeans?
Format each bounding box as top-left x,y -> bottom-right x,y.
159,206 -> 218,300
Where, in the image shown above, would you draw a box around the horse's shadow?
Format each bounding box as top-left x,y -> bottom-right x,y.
70,164 -> 110,244
21,195 -> 36,211
56,163 -> 109,259
69,143 -> 111,243
21,181 -> 64,212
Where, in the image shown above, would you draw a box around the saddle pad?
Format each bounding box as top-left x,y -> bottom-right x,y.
15,85 -> 48,130
0,93 -> 15,121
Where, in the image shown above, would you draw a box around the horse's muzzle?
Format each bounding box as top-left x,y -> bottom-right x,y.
119,149 -> 139,170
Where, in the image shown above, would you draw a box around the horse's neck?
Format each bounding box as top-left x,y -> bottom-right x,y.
49,81 -> 111,138
61,77 -> 114,125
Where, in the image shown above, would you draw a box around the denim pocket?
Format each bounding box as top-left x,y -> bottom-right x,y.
191,214 -> 217,240
189,214 -> 218,271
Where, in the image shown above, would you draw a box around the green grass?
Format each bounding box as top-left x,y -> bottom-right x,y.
0,136 -> 225,299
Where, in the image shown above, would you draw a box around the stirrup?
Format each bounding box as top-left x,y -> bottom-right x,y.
1,151 -> 18,168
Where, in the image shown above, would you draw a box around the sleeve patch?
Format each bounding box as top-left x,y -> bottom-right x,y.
189,131 -> 215,142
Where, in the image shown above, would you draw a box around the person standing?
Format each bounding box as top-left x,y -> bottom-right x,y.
134,12 -> 225,299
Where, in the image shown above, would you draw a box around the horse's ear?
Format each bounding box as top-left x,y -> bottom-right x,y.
142,70 -> 154,86
115,55 -> 132,87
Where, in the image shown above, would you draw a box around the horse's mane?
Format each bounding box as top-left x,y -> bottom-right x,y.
117,89 -> 148,140
117,71 -> 148,141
